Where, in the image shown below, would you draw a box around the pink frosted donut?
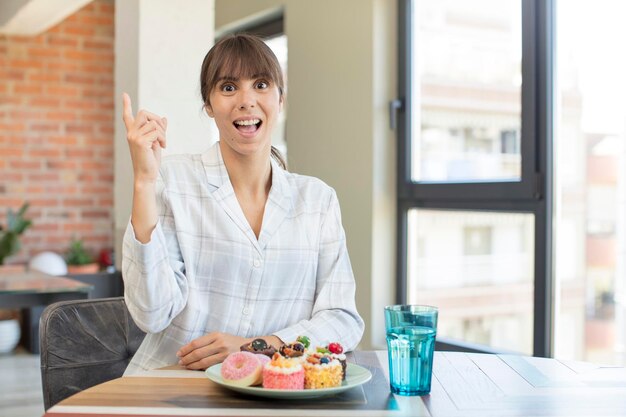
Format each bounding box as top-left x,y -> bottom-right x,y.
255,354 -> 271,366
221,351 -> 264,387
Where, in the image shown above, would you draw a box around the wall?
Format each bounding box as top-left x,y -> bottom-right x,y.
216,0 -> 397,349
113,0 -> 216,267
0,0 -> 114,263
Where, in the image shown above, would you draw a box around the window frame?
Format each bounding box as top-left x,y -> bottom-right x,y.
396,0 -> 555,357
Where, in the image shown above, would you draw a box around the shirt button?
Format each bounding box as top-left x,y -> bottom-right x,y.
242,307 -> 250,315
253,258 -> 261,268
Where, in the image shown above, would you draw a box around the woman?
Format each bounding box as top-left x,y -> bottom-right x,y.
121,34 -> 364,374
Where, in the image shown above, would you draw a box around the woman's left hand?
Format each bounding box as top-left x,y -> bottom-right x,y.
176,332 -> 250,370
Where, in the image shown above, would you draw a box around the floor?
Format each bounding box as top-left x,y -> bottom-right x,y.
0,348 -> 44,417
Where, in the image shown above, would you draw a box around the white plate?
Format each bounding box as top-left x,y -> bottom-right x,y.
205,362 -> 372,399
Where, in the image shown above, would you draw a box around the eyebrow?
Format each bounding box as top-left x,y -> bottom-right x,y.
216,73 -> 271,83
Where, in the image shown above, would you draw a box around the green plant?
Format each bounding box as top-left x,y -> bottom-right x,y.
0,202 -> 32,265
65,238 -> 94,265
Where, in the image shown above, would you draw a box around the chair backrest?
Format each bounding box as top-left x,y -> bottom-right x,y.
39,297 -> 145,410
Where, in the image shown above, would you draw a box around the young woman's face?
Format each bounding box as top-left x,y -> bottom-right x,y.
206,73 -> 283,158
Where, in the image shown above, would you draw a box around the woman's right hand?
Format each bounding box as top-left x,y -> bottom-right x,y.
122,92 -> 167,185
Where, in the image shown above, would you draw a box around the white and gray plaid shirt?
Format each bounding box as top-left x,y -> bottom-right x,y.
122,142 -> 364,374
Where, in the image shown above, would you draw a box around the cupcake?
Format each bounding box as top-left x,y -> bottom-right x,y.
240,338 -> 277,358
279,341 -> 306,358
303,352 -> 343,389
322,342 -> 347,380
262,353 -> 305,390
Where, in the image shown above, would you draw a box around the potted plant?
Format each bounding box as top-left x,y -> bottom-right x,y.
0,202 -> 32,273
65,238 -> 100,274
0,202 -> 31,353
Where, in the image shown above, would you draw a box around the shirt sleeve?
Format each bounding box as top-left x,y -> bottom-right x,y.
122,175 -> 189,334
273,189 -> 365,351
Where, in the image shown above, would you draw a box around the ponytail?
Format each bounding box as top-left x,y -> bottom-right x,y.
271,146 -> 287,171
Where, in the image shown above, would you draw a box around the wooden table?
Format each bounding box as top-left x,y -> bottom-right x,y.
43,351 -> 626,417
0,271 -> 92,308
0,271 -> 93,352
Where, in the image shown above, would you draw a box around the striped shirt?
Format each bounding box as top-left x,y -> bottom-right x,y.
122,142 -> 364,374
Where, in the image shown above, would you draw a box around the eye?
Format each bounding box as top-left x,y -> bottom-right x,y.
255,80 -> 269,89
220,83 -> 236,92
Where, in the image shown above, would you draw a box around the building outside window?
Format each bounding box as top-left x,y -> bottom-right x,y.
399,0 -> 626,364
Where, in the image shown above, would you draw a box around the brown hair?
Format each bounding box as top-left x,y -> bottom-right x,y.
200,34 -> 287,169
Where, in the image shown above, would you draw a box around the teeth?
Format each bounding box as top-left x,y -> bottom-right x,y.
234,119 -> 260,126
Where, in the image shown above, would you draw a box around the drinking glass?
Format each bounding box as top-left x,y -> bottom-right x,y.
384,305 -> 438,396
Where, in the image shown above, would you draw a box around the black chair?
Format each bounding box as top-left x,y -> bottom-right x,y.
39,297 -> 146,410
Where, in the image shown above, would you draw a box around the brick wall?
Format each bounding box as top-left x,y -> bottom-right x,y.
0,0 -> 114,265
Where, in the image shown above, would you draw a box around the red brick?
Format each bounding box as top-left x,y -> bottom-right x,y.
65,99 -> 96,110
0,198 -> 24,207
28,173 -> 59,182
80,15 -> 114,26
45,111 -> 75,121
28,47 -> 61,59
31,198 -> 59,207
14,84 -> 44,94
66,149 -> 94,158
98,198 -> 113,206
0,96 -> 24,106
47,35 -> 78,47
98,125 -> 114,134
32,223 -> 60,232
47,160 -> 77,170
66,124 -> 94,134
63,25 -> 95,37
83,63 -> 111,74
65,73 -> 95,84
63,198 -> 94,207
82,210 -> 110,219
2,173 -> 24,182
80,113 -> 111,123
47,185 -> 78,194
98,149 -> 114,159
0,148 -> 24,157
99,1 -> 114,13
83,39 -> 112,50
30,149 -> 62,158
25,186 -> 46,194
9,59 -> 44,69
9,110 -> 41,120
47,61 -> 80,72
81,3 -> 97,13
0,122 -> 26,131
49,136 -> 78,146
10,160 -> 42,169
29,97 -> 61,107
0,69 -> 25,80
64,49 -> 97,61
46,85 -> 79,96
31,123 -> 60,132
29,73 -> 61,82
81,161 -> 110,171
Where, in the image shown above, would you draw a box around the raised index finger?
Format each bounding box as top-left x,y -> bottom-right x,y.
122,92 -> 134,128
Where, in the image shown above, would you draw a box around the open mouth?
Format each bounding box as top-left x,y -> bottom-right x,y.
233,119 -> 262,134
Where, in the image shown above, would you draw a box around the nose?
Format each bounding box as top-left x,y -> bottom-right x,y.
237,88 -> 256,110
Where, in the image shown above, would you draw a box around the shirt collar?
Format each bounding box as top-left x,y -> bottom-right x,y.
201,141 -> 293,213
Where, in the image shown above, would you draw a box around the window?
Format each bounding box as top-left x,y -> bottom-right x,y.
397,0 -> 552,356
554,0 -> 626,365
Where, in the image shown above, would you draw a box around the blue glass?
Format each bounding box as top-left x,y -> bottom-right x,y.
385,305 -> 438,396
